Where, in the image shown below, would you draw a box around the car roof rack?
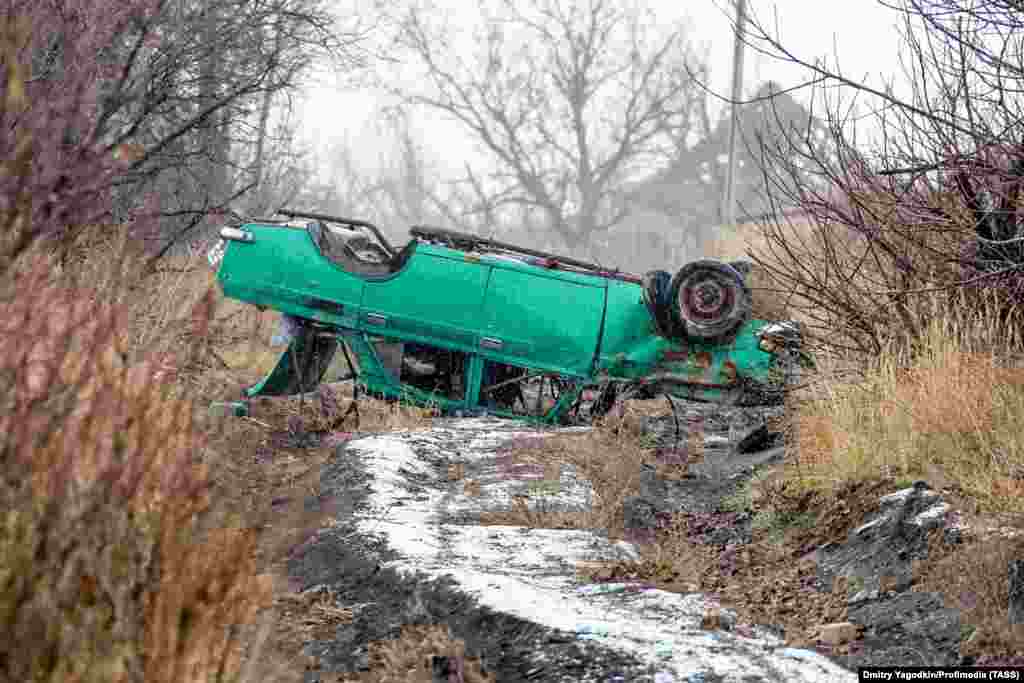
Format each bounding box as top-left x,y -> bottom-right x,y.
409,225 -> 641,284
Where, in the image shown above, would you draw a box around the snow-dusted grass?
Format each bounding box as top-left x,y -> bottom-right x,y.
346,420 -> 857,682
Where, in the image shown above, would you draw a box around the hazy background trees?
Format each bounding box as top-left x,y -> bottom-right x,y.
369,0 -> 712,264
621,79 -> 829,266
296,0 -> 824,273
108,0 -> 369,253
3,0 -> 823,272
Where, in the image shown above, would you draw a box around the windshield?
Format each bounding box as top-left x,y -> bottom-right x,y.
309,221 -> 391,274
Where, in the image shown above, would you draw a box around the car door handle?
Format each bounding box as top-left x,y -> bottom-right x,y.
480,337 -> 503,350
365,313 -> 388,326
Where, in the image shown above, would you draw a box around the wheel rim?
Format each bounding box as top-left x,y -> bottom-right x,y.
670,260 -> 751,341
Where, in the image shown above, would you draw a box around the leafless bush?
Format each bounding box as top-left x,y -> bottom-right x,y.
0,246 -> 275,683
0,0 -> 365,263
0,19 -> 272,682
722,1 -> 1024,362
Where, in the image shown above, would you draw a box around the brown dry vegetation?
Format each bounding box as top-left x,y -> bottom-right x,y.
330,624 -> 495,683
0,229 -> 274,683
10,215 -> 1024,680
0,221 -> 445,683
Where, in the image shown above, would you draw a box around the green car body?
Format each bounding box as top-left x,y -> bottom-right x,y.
214,211 -> 804,424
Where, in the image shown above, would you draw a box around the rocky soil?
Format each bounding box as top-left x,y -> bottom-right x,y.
631,404 -> 1024,670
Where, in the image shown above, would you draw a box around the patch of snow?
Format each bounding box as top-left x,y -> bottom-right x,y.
703,434 -> 731,448
913,501 -> 950,526
345,421 -> 856,682
878,487 -> 938,507
853,516 -> 885,537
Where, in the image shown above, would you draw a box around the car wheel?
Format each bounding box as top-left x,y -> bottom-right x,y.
669,260 -> 752,343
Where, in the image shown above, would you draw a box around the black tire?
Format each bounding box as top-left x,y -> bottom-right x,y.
642,269 -> 675,337
668,259 -> 752,343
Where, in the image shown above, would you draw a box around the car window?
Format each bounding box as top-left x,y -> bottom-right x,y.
480,360 -> 567,417
370,337 -> 467,401
310,221 -> 391,275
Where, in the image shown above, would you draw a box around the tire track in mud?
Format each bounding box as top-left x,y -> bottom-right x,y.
289,426 -> 656,682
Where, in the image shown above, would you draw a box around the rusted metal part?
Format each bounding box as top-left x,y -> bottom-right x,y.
643,372 -> 738,390
722,359 -> 738,383
660,348 -> 689,362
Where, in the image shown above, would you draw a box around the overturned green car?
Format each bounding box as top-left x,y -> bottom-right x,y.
211,209 -> 806,424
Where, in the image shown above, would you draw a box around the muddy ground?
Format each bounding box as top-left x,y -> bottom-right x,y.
281,400 -> 1019,681
289,442 -> 662,683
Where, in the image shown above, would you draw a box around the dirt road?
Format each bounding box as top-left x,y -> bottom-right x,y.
289,417 -> 856,682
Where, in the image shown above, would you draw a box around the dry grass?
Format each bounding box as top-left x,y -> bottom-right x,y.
480,223 -> 1024,660
323,623 -> 494,683
472,401 -> 724,598
127,243 -> 440,682
777,303 -> 1024,658
791,310 -> 1024,514
0,232 -> 273,683
475,401 -> 664,540
705,210 -> 1021,362
13,209 -> 1023,680
0,222 -> 442,683
710,216 -> 1024,657
914,526 -> 1024,660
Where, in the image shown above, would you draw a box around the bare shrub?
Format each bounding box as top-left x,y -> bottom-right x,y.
0,248 -> 274,683
0,18 -> 273,680
344,623 -> 494,683
713,3 -> 1024,364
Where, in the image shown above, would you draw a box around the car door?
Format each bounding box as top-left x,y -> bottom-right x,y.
217,222 -> 361,328
478,262 -> 606,377
289,222 -> 365,327
359,244 -> 490,354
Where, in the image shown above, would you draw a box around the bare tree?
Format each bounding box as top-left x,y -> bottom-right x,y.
706,0 -> 1024,359
244,97 -> 317,217
92,0 -> 371,253
298,107 -> 517,243
379,0 -> 707,258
